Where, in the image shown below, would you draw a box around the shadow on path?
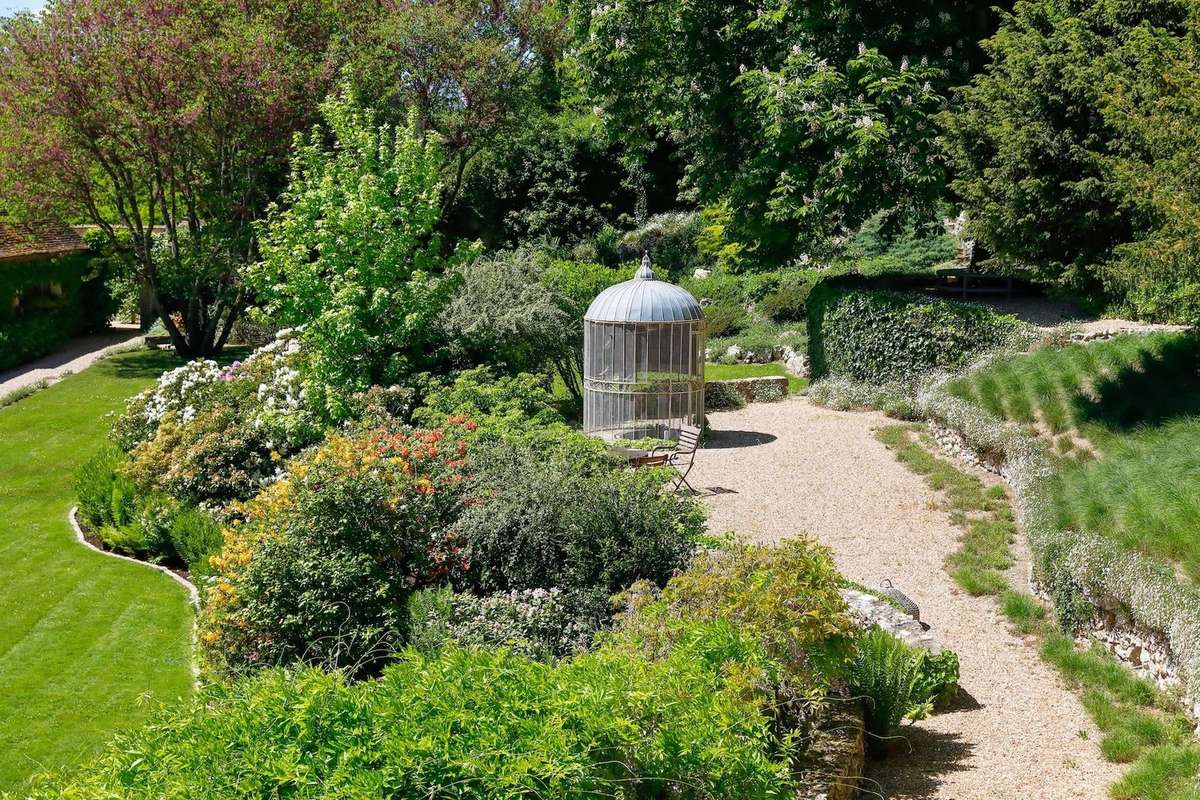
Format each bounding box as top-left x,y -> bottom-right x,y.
702,428 -> 778,449
865,727 -> 977,800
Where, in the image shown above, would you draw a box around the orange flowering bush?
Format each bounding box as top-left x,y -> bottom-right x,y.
199,421 -> 474,677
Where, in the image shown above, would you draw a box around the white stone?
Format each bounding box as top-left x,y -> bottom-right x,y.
693,268 -> 712,280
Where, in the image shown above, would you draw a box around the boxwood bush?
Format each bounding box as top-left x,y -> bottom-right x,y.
807,283 -> 1027,384
456,439 -> 704,596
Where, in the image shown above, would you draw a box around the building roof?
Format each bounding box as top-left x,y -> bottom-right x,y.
585,254 -> 705,324
0,220 -> 88,264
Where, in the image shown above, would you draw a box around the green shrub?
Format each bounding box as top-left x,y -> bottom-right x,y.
848,627 -> 954,748
406,586 -> 610,660
74,444 -> 135,529
456,441 -> 704,596
704,303 -> 748,337
169,507 -> 223,578
439,247 -> 577,380
759,280 -> 813,323
807,284 -> 1027,384
706,381 -> 747,411
28,627 -> 798,800
0,312 -> 72,372
615,540 -> 857,692
412,366 -> 566,440
199,424 -> 475,676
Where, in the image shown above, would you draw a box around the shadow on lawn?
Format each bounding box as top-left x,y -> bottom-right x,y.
1073,332 -> 1200,434
101,346 -> 252,380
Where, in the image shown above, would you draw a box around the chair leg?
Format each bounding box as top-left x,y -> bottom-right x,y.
673,462 -> 698,494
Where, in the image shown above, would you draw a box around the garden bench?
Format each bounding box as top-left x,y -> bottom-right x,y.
935,267 -> 1013,301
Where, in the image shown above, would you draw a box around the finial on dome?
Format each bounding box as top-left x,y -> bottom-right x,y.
635,252 -> 656,280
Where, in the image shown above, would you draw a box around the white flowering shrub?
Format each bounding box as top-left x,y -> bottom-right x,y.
111,329 -> 324,507
114,359 -> 228,449
114,328 -> 318,453
407,587 -> 611,661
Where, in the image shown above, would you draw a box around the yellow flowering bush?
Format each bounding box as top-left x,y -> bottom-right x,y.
200,421 -> 474,676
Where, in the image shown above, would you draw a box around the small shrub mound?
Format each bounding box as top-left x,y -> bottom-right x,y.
807,284 -> 1027,384
406,586 -> 610,660
456,440 -> 704,596
848,627 -> 959,750
27,628 -> 799,800
615,540 -> 857,691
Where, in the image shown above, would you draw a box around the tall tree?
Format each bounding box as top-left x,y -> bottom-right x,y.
341,0 -> 568,215
941,0 -> 1191,298
0,0 -> 338,357
569,0 -> 997,267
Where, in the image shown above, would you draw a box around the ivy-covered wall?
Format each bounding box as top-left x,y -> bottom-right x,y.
0,251 -> 114,372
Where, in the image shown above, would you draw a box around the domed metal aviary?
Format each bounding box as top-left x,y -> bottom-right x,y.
583,255 -> 706,441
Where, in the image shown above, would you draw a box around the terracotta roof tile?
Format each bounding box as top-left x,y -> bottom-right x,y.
0,220 -> 88,264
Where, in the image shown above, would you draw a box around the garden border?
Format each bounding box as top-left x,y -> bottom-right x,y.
69,506 -> 199,608
912,361 -> 1200,717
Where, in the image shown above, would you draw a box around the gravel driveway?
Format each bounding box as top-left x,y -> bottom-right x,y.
691,396 -> 1122,800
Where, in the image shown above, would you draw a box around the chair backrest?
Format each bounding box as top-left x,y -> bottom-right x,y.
676,425 -> 701,454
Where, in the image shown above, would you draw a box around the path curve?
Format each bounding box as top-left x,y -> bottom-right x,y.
692,396 -> 1121,800
0,326 -> 142,397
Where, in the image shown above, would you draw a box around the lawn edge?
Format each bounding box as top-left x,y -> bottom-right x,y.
69,505 -> 200,608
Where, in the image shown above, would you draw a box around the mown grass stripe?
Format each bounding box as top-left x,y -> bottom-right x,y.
0,349 -> 194,792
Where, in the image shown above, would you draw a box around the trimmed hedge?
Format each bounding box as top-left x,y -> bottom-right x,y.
807,282 -> 1027,384
0,251 -> 115,372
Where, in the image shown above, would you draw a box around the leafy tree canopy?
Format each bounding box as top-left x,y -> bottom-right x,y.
0,0 -> 339,357
251,90 -> 477,420
569,0 -> 998,267
942,0 -> 1193,298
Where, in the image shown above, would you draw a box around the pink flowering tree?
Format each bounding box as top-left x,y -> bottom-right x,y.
0,0 -> 336,357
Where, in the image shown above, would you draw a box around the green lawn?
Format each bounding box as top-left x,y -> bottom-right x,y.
946,332 -> 1200,582
705,362 -> 808,394
0,349 -> 195,792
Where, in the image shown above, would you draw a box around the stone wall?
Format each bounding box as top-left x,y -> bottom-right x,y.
925,419 -> 1187,703
1084,593 -> 1182,694
794,701 -> 866,800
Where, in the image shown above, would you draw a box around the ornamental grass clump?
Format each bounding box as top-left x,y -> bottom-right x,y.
199,422 -> 475,676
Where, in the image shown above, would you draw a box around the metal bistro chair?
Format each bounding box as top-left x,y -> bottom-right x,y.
650,424 -> 702,494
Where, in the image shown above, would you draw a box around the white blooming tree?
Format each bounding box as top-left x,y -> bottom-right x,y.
570,0 -> 989,265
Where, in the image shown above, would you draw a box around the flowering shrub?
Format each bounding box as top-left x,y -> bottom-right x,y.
199,423 -> 473,676
113,358 -> 230,449
124,406 -> 279,505
114,328 -> 318,454
110,329 -> 322,511
407,586 -> 611,660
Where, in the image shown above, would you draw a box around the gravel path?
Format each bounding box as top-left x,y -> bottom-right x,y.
692,396 -> 1122,800
0,326 -> 142,397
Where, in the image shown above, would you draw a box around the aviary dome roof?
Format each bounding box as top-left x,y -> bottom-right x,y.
584,255 -> 704,323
